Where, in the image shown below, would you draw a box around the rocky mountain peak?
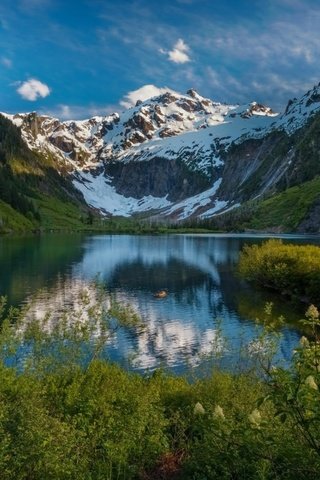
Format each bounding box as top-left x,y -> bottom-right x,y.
242,102 -> 277,118
278,82 -> 320,133
1,86 -> 280,170
3,82 -> 320,221
186,88 -> 199,98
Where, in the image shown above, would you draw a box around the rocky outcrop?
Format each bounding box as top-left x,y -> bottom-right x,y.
106,157 -> 213,201
216,108 -> 320,205
217,132 -> 290,202
123,113 -> 155,140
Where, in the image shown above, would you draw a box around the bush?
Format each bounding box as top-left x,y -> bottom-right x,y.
239,239 -> 320,306
0,292 -> 320,478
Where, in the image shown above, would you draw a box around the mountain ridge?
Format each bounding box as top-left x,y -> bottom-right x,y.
1,82 -> 320,230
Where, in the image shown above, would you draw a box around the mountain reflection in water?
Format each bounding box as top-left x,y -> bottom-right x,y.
3,234 -> 317,373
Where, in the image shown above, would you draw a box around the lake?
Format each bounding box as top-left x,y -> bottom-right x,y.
1,233 -> 319,374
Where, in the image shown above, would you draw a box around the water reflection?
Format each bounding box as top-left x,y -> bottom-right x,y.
20,278 -> 110,337
0,234 -> 84,305
3,233 -> 318,372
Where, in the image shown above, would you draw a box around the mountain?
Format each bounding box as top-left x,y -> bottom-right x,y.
2,82 -> 320,231
0,115 -> 91,233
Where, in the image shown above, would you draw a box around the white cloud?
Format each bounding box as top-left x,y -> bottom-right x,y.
16,78 -> 51,101
1,57 -> 12,68
119,84 -> 178,109
167,38 -> 191,64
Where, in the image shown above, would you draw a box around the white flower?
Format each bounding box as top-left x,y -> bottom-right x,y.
213,405 -> 225,420
248,408 -> 262,426
305,375 -> 318,390
193,402 -> 205,415
300,336 -> 310,348
306,305 -> 319,320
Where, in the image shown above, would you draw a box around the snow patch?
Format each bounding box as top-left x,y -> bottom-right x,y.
73,172 -> 171,217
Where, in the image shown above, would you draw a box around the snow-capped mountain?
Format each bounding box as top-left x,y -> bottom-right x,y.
3,83 -> 320,220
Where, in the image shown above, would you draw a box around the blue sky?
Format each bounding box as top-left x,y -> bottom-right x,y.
1,0 -> 320,119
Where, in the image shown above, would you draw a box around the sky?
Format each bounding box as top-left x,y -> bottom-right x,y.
1,0 -> 320,119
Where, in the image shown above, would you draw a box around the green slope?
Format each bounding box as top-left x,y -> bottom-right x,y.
0,114 -> 92,233
0,199 -> 34,233
249,176 -> 320,231
186,176 -> 320,233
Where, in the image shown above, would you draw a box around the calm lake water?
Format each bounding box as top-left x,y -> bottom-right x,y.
1,233 -> 320,374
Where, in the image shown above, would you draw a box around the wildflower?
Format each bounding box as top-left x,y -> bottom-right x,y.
248,408 -> 262,426
300,336 -> 310,348
213,405 -> 225,420
305,375 -> 318,390
306,305 -> 319,320
194,402 -> 205,415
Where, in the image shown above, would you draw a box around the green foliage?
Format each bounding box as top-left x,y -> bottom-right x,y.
0,293 -> 319,478
239,240 -> 320,306
0,115 -> 44,223
249,176 -> 320,231
262,305 -> 320,475
0,200 -> 35,233
35,194 -> 90,231
0,114 -> 93,233
0,115 -> 31,163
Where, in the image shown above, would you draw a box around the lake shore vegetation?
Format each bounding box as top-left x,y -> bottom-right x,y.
239,239 -> 320,307
0,292 -> 320,479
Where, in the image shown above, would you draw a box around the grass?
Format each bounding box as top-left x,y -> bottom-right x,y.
249,176 -> 320,231
35,194 -> 88,231
0,199 -> 35,233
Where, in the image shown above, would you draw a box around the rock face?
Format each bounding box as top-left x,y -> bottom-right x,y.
2,83 -> 320,221
105,157 -> 212,201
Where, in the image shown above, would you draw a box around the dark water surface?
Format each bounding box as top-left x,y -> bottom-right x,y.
1,233 -> 319,373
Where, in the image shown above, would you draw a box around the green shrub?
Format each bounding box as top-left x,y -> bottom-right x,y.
239,239 -> 320,306
0,292 -> 320,478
